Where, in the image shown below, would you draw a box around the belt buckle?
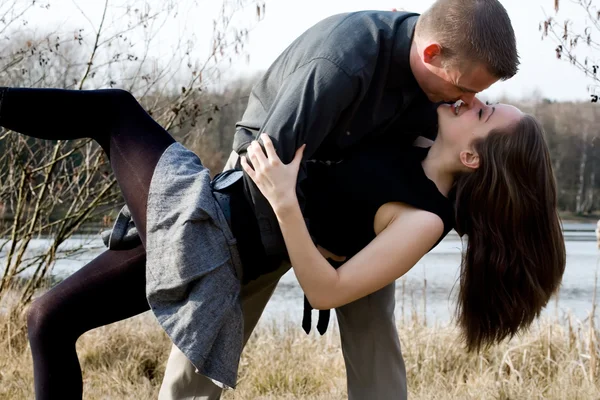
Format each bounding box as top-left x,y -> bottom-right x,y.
213,191 -> 232,228
212,170 -> 243,192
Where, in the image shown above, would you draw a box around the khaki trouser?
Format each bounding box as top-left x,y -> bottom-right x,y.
158,262 -> 407,400
159,151 -> 407,399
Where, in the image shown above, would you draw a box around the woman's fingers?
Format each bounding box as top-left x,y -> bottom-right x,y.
292,144 -> 306,169
260,134 -> 279,162
247,141 -> 262,170
241,137 -> 302,213
249,140 -> 268,168
240,155 -> 256,179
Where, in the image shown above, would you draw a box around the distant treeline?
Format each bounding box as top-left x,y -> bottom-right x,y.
172,79 -> 600,215
0,77 -> 597,219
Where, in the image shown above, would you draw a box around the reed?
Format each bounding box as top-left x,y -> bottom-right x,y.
0,303 -> 598,399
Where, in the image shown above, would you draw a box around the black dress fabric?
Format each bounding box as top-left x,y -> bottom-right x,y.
300,143 -> 455,334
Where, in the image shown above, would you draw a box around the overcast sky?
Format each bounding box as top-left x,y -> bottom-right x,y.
18,0 -> 597,102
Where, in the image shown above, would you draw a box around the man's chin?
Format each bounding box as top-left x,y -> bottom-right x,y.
425,92 -> 441,102
425,92 -> 452,103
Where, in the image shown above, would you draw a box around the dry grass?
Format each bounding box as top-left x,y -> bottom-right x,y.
0,309 -> 599,399
0,310 -> 168,400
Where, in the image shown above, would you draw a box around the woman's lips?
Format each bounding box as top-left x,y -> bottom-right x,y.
453,101 -> 465,116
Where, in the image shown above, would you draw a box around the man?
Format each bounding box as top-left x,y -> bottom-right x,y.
159,0 -> 519,399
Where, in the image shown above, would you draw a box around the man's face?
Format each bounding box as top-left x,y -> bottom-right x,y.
412,43 -> 499,106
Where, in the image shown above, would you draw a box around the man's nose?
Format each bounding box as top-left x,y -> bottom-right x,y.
460,93 -> 477,108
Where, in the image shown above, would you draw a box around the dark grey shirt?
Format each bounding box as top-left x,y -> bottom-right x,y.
231,11 -> 439,256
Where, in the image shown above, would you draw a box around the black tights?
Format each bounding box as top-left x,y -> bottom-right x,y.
0,88 -> 175,399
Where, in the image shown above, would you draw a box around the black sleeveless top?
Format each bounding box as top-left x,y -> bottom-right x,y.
302,144 -> 455,258
227,143 -> 455,334
228,143 -> 454,286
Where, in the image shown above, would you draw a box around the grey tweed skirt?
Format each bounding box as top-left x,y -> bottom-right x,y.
102,142 -> 244,389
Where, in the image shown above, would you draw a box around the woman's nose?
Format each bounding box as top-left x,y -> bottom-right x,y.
461,94 -> 482,109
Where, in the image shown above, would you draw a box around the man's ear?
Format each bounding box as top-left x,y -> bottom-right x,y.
459,149 -> 480,170
423,43 -> 442,65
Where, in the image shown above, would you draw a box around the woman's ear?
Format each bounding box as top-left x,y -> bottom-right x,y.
459,149 -> 480,170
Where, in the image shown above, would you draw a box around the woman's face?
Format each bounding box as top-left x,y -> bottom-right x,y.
436,98 -> 523,147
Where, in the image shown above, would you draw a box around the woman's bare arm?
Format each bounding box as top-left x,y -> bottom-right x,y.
276,201 -> 443,309
242,134 -> 444,310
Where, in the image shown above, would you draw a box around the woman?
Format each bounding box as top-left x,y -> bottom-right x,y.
0,88 -> 564,398
243,100 -> 567,352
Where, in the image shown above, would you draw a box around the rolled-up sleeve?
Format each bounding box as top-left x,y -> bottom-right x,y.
236,58 -> 360,227
257,58 -> 357,162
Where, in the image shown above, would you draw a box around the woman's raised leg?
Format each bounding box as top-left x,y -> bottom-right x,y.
27,245 -> 149,400
0,87 -> 175,245
0,88 -> 174,399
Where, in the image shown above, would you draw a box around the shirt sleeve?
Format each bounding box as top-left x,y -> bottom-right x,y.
234,58 -> 361,244
255,58 -> 357,158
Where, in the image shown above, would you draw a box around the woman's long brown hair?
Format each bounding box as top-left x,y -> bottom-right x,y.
453,114 -> 566,351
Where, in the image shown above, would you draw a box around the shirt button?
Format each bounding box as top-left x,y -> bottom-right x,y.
346,131 -> 351,136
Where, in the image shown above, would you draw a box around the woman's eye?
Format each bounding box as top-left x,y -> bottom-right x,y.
478,109 -> 483,120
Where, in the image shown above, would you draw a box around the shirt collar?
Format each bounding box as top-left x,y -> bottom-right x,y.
388,14 -> 421,91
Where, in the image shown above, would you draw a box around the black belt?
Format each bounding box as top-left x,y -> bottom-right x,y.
302,259 -> 344,335
211,170 -> 244,228
210,169 -> 339,336
212,190 -> 233,228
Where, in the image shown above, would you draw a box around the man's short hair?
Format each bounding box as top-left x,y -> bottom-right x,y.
416,0 -> 519,80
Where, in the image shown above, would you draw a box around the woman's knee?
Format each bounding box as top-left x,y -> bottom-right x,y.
26,293 -> 69,343
102,89 -> 140,114
103,88 -> 135,102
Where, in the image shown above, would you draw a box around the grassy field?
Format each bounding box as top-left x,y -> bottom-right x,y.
1,305 -> 599,400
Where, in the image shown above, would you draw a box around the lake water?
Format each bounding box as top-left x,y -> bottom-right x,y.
2,225 -> 599,330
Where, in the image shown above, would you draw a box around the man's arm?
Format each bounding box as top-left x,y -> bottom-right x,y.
233,58 -> 363,253
241,134 -> 444,310
235,57 -> 360,163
